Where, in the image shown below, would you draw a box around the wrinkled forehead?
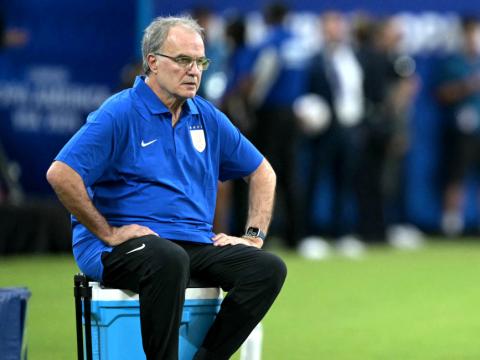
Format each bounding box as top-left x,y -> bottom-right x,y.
162,25 -> 205,55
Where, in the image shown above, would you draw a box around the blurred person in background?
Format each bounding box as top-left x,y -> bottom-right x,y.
298,11 -> 365,259
47,16 -> 286,359
0,10 -> 28,204
249,2 -> 309,249
436,16 -> 480,237
222,15 -> 257,137
216,14 -> 259,235
191,6 -> 227,103
353,15 -> 422,249
191,7 -> 233,234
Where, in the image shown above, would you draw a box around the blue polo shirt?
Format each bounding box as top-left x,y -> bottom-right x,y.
55,76 -> 263,281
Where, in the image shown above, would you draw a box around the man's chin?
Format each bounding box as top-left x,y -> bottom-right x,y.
180,90 -> 197,99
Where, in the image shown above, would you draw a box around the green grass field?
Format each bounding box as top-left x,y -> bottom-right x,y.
1,238 -> 480,359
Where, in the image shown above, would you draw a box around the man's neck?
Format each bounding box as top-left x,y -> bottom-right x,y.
145,76 -> 185,126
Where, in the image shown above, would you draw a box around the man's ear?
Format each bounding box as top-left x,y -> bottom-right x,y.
147,54 -> 158,74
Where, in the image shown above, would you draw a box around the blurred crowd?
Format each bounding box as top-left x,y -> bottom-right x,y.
1,4 -> 480,257
185,4 -> 480,259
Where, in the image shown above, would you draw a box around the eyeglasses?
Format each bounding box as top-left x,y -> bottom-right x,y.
154,52 -> 211,71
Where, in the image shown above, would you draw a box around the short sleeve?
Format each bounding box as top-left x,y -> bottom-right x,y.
217,110 -> 263,181
55,109 -> 116,187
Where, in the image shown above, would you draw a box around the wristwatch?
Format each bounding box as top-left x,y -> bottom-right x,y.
244,227 -> 266,241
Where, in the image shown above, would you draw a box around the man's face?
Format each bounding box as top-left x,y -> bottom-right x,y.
150,25 -> 205,100
322,12 -> 347,45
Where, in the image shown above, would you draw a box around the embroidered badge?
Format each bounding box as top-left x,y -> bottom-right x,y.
190,125 -> 206,152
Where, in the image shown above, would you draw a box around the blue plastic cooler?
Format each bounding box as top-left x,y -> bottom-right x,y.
87,282 -> 222,360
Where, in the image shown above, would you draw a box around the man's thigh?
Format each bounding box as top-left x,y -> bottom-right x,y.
102,235 -> 188,292
175,242 -> 283,292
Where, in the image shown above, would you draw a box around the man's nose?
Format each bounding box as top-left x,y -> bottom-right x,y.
186,60 -> 202,74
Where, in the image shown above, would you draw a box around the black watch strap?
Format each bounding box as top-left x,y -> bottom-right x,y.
244,227 -> 266,241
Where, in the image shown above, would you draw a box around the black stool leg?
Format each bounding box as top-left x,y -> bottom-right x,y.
84,295 -> 93,360
74,274 -> 85,360
74,273 -> 93,360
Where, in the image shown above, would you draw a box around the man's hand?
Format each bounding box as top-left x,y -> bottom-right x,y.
212,233 -> 263,248
105,224 -> 158,247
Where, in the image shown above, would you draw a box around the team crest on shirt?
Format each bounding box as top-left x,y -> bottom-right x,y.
189,125 -> 206,153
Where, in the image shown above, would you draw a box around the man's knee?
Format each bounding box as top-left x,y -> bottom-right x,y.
250,251 -> 287,294
145,238 -> 190,281
262,252 -> 287,292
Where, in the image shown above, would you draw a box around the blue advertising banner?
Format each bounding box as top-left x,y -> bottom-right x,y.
0,0 -> 136,195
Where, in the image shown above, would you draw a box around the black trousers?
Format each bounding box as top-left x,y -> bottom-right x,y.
101,235 -> 287,360
303,125 -> 362,238
254,106 -> 302,248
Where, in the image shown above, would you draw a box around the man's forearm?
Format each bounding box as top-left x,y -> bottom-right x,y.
46,161 -> 114,243
245,159 -> 276,234
47,161 -> 157,246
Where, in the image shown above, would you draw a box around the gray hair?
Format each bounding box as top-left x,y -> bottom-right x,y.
142,16 -> 205,74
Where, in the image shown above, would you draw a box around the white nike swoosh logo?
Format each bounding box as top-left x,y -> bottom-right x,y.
126,243 -> 146,254
141,139 -> 158,147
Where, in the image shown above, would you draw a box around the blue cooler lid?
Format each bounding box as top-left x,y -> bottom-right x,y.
89,282 -> 222,301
